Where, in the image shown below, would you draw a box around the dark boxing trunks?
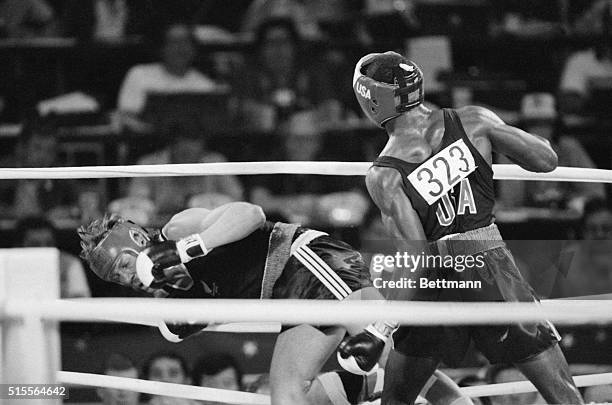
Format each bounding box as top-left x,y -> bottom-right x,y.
393,224 -> 560,365
272,227 -> 372,301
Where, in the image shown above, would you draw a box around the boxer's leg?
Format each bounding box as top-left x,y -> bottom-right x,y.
270,324 -> 345,405
514,344 -> 583,404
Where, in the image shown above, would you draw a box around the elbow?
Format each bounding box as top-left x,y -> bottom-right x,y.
537,150 -> 558,173
253,205 -> 267,228
526,140 -> 558,172
240,202 -> 266,228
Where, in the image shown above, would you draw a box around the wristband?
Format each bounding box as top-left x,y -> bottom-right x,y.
176,234 -> 209,263
366,320 -> 398,341
365,324 -> 388,341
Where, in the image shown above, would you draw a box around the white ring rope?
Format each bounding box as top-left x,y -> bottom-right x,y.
460,372 -> 612,398
3,298 -> 612,326
58,371 -> 269,405
68,295 -> 612,334
61,299 -> 283,332
0,162 -> 610,182
56,370 -> 612,403
57,370 -> 612,403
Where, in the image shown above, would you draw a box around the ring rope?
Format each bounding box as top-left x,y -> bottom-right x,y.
61,299 -> 283,332
460,372 -> 612,398
57,371 -> 612,402
95,316 -> 281,333
58,371 -> 269,405
0,162 -> 610,182
67,295 -> 612,334
4,298 -> 612,325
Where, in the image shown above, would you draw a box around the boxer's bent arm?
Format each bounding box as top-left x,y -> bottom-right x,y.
163,202 -> 266,249
466,106 -> 558,172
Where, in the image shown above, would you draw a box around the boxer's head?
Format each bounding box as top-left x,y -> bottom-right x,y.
79,214 -> 151,289
353,51 -> 424,128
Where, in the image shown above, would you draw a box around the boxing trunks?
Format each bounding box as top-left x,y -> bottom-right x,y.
393,223 -> 560,365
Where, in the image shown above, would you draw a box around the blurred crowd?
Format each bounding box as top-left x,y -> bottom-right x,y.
89,348 -> 612,404
2,1 -> 612,403
95,351 -> 245,405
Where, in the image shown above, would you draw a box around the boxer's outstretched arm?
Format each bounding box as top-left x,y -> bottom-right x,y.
162,202 -> 266,249
466,106 -> 558,172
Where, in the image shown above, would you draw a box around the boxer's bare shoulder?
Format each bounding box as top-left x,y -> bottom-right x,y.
455,106 -> 502,139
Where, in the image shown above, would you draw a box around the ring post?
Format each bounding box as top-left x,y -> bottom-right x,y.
0,248 -> 61,404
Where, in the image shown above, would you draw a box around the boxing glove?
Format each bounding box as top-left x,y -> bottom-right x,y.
136,234 -> 209,287
337,325 -> 387,375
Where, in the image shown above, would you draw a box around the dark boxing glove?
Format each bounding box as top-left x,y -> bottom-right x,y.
337,321 -> 397,375
136,234 -> 209,287
337,326 -> 385,375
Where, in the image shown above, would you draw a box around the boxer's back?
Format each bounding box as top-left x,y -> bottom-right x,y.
370,107 -> 495,240
380,107 -> 493,166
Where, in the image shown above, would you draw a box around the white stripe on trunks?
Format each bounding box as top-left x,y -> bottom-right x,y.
299,245 -> 352,297
293,248 -> 349,300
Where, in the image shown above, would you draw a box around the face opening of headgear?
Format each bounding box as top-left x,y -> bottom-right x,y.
353,51 -> 424,128
88,219 -> 151,283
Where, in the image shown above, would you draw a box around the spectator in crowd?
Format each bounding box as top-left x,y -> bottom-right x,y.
62,0 -> 154,42
97,353 -> 140,405
146,0 -> 242,30
235,18 -> 343,131
496,93 -> 605,211
116,21 -> 220,130
250,109 -> 367,225
572,0 -> 612,35
142,351 -> 196,405
487,0 -> 567,89
0,117 -> 79,220
558,38 -> 612,113
241,0 -> 320,39
127,120 -> 243,220
489,0 -> 566,38
0,0 -> 57,38
15,216 -> 91,298
551,197 -> 612,298
144,0 -> 250,34
485,364 -> 544,405
192,353 -> 243,404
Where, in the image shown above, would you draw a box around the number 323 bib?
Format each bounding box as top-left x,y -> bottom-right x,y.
407,139 -> 477,205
